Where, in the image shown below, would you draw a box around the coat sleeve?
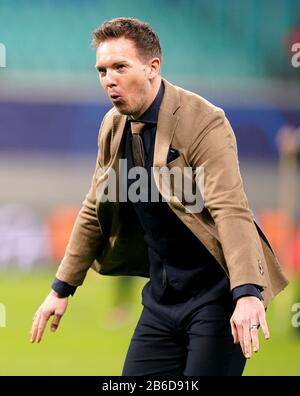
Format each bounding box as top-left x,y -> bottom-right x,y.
188,109 -> 267,291
55,133 -> 104,286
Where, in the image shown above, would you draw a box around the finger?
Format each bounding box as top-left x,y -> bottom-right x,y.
230,319 -> 238,344
250,326 -> 260,353
259,312 -> 270,340
50,314 -> 62,332
236,324 -> 245,356
32,308 -> 41,321
30,314 -> 41,343
243,323 -> 252,359
36,312 -> 51,343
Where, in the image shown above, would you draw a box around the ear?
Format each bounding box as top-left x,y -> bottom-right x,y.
148,57 -> 161,80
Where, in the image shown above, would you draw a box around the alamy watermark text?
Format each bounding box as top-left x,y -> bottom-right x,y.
291,43 -> 300,68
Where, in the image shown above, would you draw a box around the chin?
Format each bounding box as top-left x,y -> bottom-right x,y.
114,106 -> 133,116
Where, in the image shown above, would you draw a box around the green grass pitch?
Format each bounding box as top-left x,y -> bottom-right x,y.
0,270 -> 299,376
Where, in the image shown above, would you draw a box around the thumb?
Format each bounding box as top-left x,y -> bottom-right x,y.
50,313 -> 62,332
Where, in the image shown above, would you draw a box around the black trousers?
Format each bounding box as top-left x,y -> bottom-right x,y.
122,281 -> 246,376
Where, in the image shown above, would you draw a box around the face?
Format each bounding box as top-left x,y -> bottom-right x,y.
95,37 -> 160,119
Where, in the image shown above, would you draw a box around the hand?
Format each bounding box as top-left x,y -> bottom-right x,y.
230,296 -> 269,359
30,290 -> 68,343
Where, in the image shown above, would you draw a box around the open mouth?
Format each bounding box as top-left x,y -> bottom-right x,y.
110,94 -> 122,102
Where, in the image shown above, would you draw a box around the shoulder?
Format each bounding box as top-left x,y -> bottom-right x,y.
163,80 -> 237,157
166,80 -> 231,140
163,79 -> 226,131
176,84 -> 225,123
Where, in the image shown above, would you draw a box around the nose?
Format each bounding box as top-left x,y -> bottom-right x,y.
103,70 -> 117,88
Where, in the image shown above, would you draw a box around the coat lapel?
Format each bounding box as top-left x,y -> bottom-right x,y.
153,79 -> 181,168
110,113 -> 127,164
153,109 -> 179,168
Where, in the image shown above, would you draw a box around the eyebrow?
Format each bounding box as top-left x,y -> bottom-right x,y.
95,61 -> 129,71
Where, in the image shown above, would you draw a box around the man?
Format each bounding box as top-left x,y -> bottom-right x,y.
30,18 -> 288,376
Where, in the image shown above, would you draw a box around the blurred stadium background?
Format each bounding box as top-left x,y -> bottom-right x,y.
0,0 -> 300,376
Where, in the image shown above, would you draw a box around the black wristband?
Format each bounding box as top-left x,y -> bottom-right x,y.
51,277 -> 77,298
232,284 -> 263,303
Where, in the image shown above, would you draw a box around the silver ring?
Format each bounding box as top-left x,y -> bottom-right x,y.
250,324 -> 259,330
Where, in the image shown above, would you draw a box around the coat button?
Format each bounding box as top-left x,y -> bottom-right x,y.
259,264 -> 264,275
257,257 -> 264,274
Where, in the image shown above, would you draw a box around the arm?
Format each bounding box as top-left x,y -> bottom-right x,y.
30,127 -> 105,342
189,109 -> 269,358
55,154 -> 104,286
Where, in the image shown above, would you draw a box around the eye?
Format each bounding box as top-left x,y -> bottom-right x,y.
97,67 -> 106,75
116,64 -> 126,71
